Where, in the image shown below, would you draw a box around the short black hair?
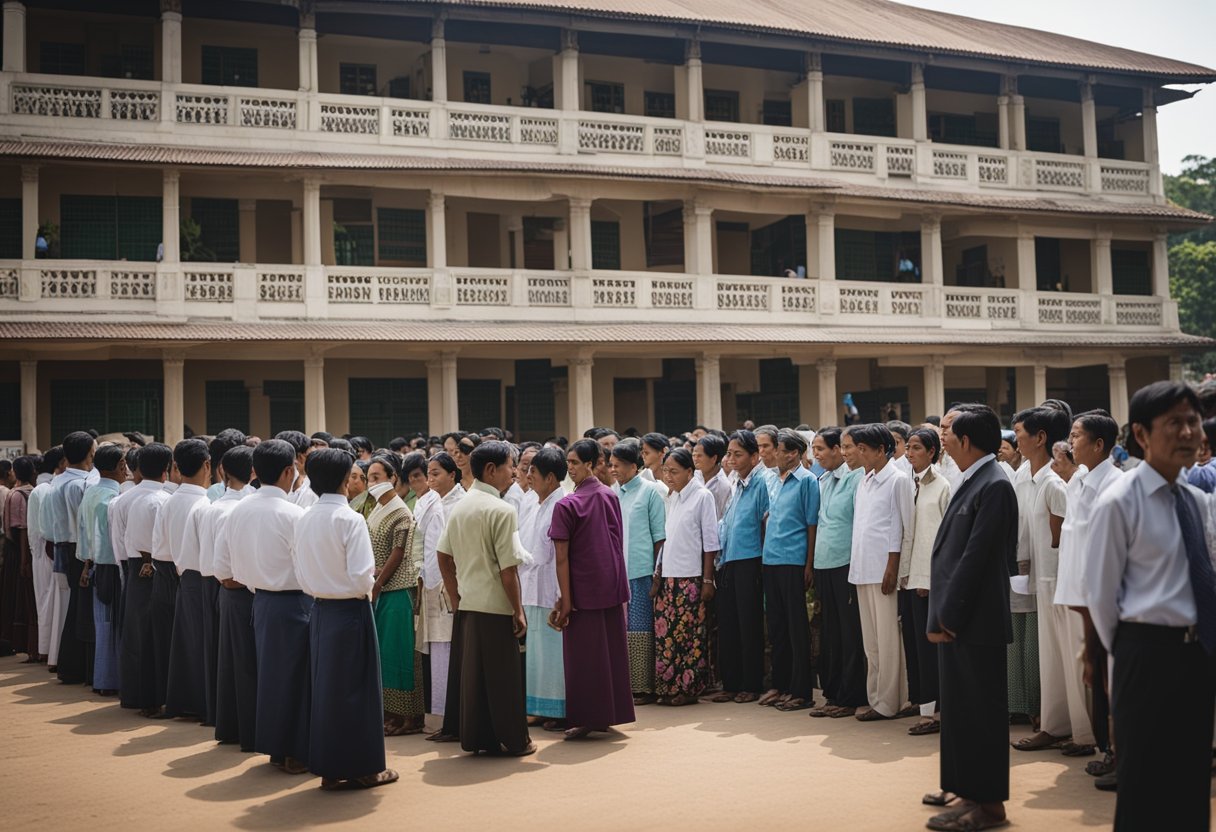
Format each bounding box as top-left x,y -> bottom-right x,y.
306,448 -> 354,495
93,444 -> 125,473
470,440 -> 511,480
610,441 -> 642,467
349,436 -> 374,454
125,446 -> 140,473
697,434 -> 726,465
845,423 -> 893,457
568,438 -> 600,465
885,420 -> 912,442
13,455 -> 37,484
1013,406 -> 1071,448
252,439 -> 297,485
728,429 -> 758,455
924,415 -> 941,427
368,453 -> 400,482
640,433 -> 669,453
816,426 -> 843,449
1073,410 -> 1119,456
388,436 -> 409,453
40,445 -> 64,475
401,451 -> 427,479
430,451 -> 461,483
776,427 -> 809,456
137,443 -> 173,479
1128,381 -> 1202,449
0,459 -> 10,478
1040,398 -> 1074,424
221,445 -> 254,484
274,430 -> 310,457
949,404 -> 1002,455
908,427 -> 941,463
173,438 -> 210,478
209,428 -> 248,472
311,431 -> 334,444
532,447 -> 568,483
62,431 -> 95,464
328,437 -> 353,453
663,447 -> 694,470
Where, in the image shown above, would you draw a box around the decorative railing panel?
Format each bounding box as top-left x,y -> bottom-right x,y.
176,93 -> 229,124
780,283 -> 816,313
449,110 -> 511,143
579,120 -> 645,153
592,277 -> 636,307
13,84 -> 101,118
830,141 -> 876,172
526,275 -> 570,306
391,108 -> 430,138
651,278 -> 694,309
716,280 -> 769,311
184,271 -> 233,302
886,145 -> 915,176
258,270 -> 304,302
455,273 -> 510,305
1034,158 -> 1086,190
1038,295 -> 1101,325
1115,298 -> 1163,326
1100,165 -> 1150,194
41,269 -> 96,298
320,103 -> 379,135
705,129 -> 750,159
519,116 -> 558,145
238,97 -> 297,129
839,285 -> 880,314
110,271 -> 156,300
978,155 -> 1008,185
932,150 -> 968,179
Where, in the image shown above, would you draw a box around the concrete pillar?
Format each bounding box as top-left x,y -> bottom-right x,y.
1152,231 -> 1169,298
2,2 -> 26,73
1014,365 -> 1047,412
1142,89 -> 1162,195
910,63 -> 928,142
161,6 -> 182,84
817,358 -> 838,429
683,200 -> 713,276
568,198 -> 592,271
685,40 -> 703,122
430,19 -> 447,104
1092,232 -> 1113,296
426,358 -> 444,437
304,355 -> 325,435
1004,77 -> 1026,151
997,95 -> 1010,151
428,191 -> 446,270
920,214 -> 942,285
695,354 -> 723,429
923,357 -> 945,422
301,179 -> 321,266
20,164 -> 37,261
441,352 -> 458,432
162,170 -> 181,264
508,214 -> 524,270
163,355 -> 185,447
568,356 -> 594,438
1169,356 -> 1184,383
1080,80 -> 1098,158
1108,359 -> 1129,427
238,199 -> 257,263
558,30 -> 579,111
807,208 -> 835,280
806,52 -> 824,133
1015,232 -> 1036,292
20,359 -> 36,452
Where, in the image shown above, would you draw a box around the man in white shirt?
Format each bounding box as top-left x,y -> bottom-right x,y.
1086,382 -> 1215,831
887,420 -> 914,476
27,447 -> 65,664
119,443 -> 172,716
228,439 -> 309,774
50,431 -> 96,683
295,448 -> 398,791
519,447 -> 567,723
161,438 -> 212,720
693,434 -> 732,520
277,430 -> 318,509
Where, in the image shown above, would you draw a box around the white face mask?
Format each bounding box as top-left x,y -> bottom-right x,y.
369,482 -> 395,500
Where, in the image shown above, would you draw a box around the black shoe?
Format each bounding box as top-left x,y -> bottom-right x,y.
1094,772 -> 1117,792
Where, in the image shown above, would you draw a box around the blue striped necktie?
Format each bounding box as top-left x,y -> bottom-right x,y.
1172,484 -> 1216,656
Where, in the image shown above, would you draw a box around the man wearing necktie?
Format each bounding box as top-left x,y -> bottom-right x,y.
1087,381 -> 1216,832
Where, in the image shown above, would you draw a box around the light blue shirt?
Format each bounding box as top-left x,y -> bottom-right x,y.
616,475 -> 666,580
813,464 -> 863,570
206,482 -> 226,503
718,466 -> 769,565
47,468 -> 90,543
77,478 -> 120,564
762,465 -> 820,567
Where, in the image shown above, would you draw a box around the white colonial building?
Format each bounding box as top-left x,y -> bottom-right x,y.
0,0 -> 1211,449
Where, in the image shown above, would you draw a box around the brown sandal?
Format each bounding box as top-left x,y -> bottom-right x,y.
711,692 -> 736,703
855,708 -> 889,721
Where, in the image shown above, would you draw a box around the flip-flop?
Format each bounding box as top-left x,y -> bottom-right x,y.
828,706 -> 857,718
385,723 -> 424,736
1011,733 -> 1067,751
711,692 -> 736,703
908,720 -> 941,735
926,809 -> 1010,831
807,706 -> 835,718
775,698 -> 812,712
321,769 -> 400,791
1086,751 -> 1115,776
1060,742 -> 1096,757
855,708 -> 889,721
895,704 -> 920,718
733,692 -> 759,704
922,791 -> 958,807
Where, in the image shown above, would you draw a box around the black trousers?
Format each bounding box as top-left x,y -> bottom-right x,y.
898,589 -> 920,705
763,564 -> 812,699
907,589 -> 939,707
165,570 -> 206,718
440,610 -> 464,738
1112,623 -> 1215,832
120,559 -> 156,710
939,639 -> 1009,804
215,586 -> 257,751
1085,626 -> 1110,752
814,564 -> 867,707
56,552 -> 93,686
459,611 -> 530,755
200,575 -> 221,727
716,558 -> 765,694
150,560 -> 179,708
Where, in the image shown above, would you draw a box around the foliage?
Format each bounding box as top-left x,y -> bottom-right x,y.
1164,155 -> 1216,374
1165,155 -> 1216,246
179,217 -> 215,262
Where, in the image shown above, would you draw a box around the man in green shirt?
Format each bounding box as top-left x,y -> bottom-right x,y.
437,441 -> 534,757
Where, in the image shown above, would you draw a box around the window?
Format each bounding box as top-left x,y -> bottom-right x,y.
0,199 -> 20,259
834,229 -> 919,282
340,63 -> 378,97
852,97 -> 896,137
704,90 -> 739,123
762,100 -> 792,127
263,380 -> 303,437
737,358 -> 799,428
591,221 -> 620,270
587,81 -> 625,114
654,359 -> 695,436
458,379 -> 500,430
644,91 -> 675,119
1026,115 -> 1063,154
333,199 -> 374,267
748,215 -> 806,277
463,72 -> 491,104
206,380 -> 250,434
1112,248 -> 1152,296
349,378 -> 428,447
40,42 -> 86,76
377,208 -> 426,264
1035,237 -> 1062,291
956,245 -> 989,287
643,204 -> 683,268
928,113 -> 999,148
513,360 -> 554,437
201,46 -> 258,87
523,217 -> 556,271
0,382 -> 19,440
100,45 -> 153,80
388,76 -> 411,100
60,195 -> 162,261
189,198 -> 240,262
51,379 -> 162,441
826,99 -> 846,132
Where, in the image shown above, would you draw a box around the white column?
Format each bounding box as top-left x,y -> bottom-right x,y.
1005,76 -> 1026,151
430,19 -> 447,104
20,164 -> 37,261
441,352 -> 458,432
806,52 -> 824,133
1152,231 -> 1169,298
302,179 -> 321,266
426,358 -> 444,437
807,208 -> 835,280
162,170 -> 181,264
683,199 -> 713,276
695,353 -> 723,429
297,27 -> 318,93
508,214 -> 524,269
558,30 -> 579,111
20,359 -> 36,452
160,4 -> 182,84
568,197 -> 592,271
685,40 -> 703,122
1142,89 -> 1162,196
238,199 -> 257,263
1016,232 -> 1037,291
1080,80 -> 1098,158
1169,356 -> 1184,383
923,357 -> 945,422
997,95 -> 1010,151
568,356 -> 594,438
304,355 -> 326,435
920,214 -> 942,285
1108,359 -> 1129,428
1092,232 -> 1113,295
163,355 -> 185,447
427,191 -> 446,270
910,63 -> 928,142
1033,363 -> 1048,406
2,2 -> 26,73
816,358 -> 837,429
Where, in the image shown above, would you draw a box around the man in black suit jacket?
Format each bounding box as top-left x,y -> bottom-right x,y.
924,404 -> 1017,832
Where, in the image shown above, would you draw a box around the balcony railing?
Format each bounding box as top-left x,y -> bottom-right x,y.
0,260 -> 1175,332
0,72 -> 1157,198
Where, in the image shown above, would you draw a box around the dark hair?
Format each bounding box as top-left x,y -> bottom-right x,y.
13,455 -> 37,484
611,441 -> 642,467
93,444 -> 125,473
908,427 -> 941,463
885,420 -> 912,442
640,433 -> 669,453
1127,381 -> 1202,457
663,447 -> 694,470
1013,406 -> 1071,448
776,427 -> 809,456
949,404 -> 1002,455
209,428 -> 248,474
429,451 -> 461,483
1073,409 -> 1119,456
568,438 -> 600,465
457,433 -> 482,456
727,429 -> 758,455
693,424 -> 709,433
40,445 -> 64,475
62,431 -> 95,465
401,451 -> 427,479
924,415 -> 941,427
1001,429 -> 1017,448
532,447 -> 568,483
306,448 -> 354,496
816,426 -> 843,449
600,444 -> 613,466
252,439 -> 297,485
697,434 -> 726,465
1204,417 -> 1216,450
0,459 -> 12,479
220,445 -> 254,484
173,438 -> 210,478
388,436 -> 409,452
328,437 -> 353,453
470,440 -> 511,480
125,446 -> 140,473
845,423 -> 893,457
274,430 -> 310,456
349,436 -> 374,455
1040,398 -> 1074,424
368,453 -> 400,482
311,431 -> 334,444
135,443 -> 171,479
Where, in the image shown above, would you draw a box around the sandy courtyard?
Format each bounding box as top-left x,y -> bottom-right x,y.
0,655 -> 1154,831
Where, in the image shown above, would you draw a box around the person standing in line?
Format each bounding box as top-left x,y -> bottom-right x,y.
426,450 -> 466,744
50,431 -> 96,685
5,457 -> 37,661
228,439 -> 310,774
206,430 -> 248,503
26,448 -> 62,666
713,430 -> 767,704
1087,382 -> 1215,832
639,433 -> 670,497
693,434 -> 732,519
405,452 -> 452,721
294,448 -> 399,792
925,405 -> 1016,832
276,431 -> 317,509
76,444 -> 126,696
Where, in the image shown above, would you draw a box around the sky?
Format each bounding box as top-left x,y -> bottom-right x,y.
894,0 -> 1215,175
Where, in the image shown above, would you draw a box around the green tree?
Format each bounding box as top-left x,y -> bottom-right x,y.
1165,155 -> 1216,246
1164,155 -> 1216,374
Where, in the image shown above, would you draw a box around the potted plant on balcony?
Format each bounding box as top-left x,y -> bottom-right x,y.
180,217 -> 215,262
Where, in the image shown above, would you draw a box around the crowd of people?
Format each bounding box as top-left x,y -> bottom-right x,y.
0,378 -> 1213,829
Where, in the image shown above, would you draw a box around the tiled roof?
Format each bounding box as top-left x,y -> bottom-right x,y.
0,141 -> 1209,224
434,0 -> 1216,80
0,320 -> 1206,349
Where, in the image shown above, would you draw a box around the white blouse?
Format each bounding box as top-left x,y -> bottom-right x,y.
414,490 -> 447,590
898,465 -> 951,592
660,478 -> 720,579
518,489 -> 562,608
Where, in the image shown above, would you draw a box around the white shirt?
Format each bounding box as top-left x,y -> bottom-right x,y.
119,479 -> 136,494
893,454 -> 913,476
210,490 -> 248,584
1055,458 -> 1122,607
152,483 -> 209,568
848,461 -> 910,586
1025,464 -> 1067,584
660,477 -> 720,578
123,480 -> 170,561
294,494 -> 375,600
696,468 -> 732,520
1086,462 -> 1200,651
106,484 -> 136,563
193,487 -> 246,577
899,465 -> 951,592
290,478 -> 319,509
26,481 -> 52,561
226,485 -> 306,592
640,466 -> 669,497
441,484 -> 465,513
163,481 -> 178,494
519,489 -> 562,608
414,490 -> 447,590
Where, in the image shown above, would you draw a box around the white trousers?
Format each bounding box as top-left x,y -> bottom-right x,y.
428,641 -> 451,716
1036,578 -> 1095,744
856,583 -> 907,717
30,538 -> 54,656
47,569 -> 69,666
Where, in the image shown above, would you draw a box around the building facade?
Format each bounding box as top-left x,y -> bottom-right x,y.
0,0 -> 1211,450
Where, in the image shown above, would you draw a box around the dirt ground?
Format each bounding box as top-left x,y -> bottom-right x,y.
0,655 -> 1153,831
